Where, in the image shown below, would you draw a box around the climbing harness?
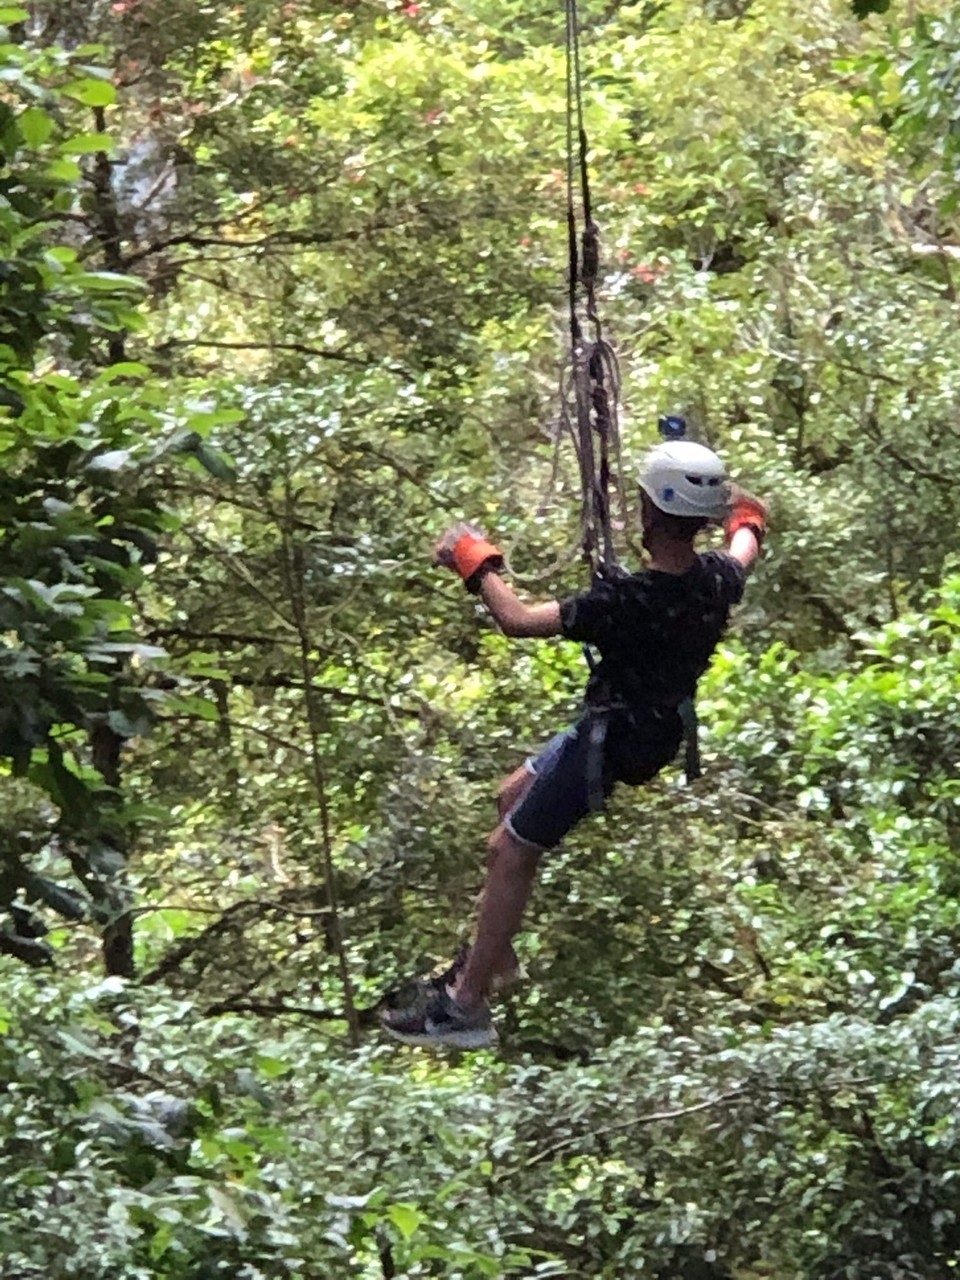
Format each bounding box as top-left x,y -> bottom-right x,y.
562,9 -> 701,786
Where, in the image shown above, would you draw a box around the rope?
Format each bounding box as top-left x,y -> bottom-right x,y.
563,3 -> 702,788
565,0 -> 581,349
505,3 -> 639,583
564,0 -> 623,582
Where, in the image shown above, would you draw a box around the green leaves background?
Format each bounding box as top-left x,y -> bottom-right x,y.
1,0 -> 960,1275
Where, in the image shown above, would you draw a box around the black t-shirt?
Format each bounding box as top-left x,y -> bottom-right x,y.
559,551 -> 746,714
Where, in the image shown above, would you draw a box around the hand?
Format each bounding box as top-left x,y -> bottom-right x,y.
724,486 -> 768,544
434,523 -> 504,592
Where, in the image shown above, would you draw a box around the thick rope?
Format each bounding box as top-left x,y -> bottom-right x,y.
564,0 -> 621,581
565,0 -> 581,349
509,1 -> 635,584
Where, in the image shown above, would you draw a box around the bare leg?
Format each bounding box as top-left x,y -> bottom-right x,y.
452,822 -> 540,1009
482,765 -> 534,980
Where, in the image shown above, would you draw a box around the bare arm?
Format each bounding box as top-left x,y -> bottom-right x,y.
723,488 -> 766,571
478,572 -> 562,638
726,526 -> 761,571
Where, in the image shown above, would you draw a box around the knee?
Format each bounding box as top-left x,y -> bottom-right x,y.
488,822 -> 540,878
496,765 -> 533,820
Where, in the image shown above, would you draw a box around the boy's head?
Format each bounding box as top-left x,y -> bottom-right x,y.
638,441 -> 729,544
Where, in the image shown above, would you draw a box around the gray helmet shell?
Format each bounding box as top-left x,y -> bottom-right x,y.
639,441 -> 729,518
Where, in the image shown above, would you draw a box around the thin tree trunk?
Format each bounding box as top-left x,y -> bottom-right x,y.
279,484 -> 361,1047
89,108 -> 134,976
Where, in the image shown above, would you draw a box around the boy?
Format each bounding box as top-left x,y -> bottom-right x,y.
382,440 -> 766,1049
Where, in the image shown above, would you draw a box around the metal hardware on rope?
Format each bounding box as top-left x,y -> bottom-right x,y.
564,0 -> 630,583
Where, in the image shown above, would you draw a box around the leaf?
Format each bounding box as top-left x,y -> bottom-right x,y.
59,132 -> 114,156
94,641 -> 167,660
29,743 -> 93,817
193,441 -> 237,483
185,407 -> 245,434
255,1055 -> 292,1079
387,1202 -> 422,1240
0,927 -> 53,966
62,77 -> 117,108
22,872 -> 87,922
326,1192 -> 375,1210
87,840 -> 126,877
44,158 -> 82,182
45,246 -> 78,265
59,1028 -> 106,1059
0,7 -> 28,21
96,361 -> 152,382
208,1186 -> 247,1234
164,693 -> 219,722
87,447 -> 134,472
144,907 -> 192,938
19,106 -> 53,147
72,271 -> 144,292
106,709 -> 151,739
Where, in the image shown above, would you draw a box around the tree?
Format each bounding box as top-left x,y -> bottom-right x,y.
0,21 -> 228,973
3,1 -> 960,1276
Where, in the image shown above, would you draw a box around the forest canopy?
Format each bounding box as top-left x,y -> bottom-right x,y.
2,1 -> 960,1276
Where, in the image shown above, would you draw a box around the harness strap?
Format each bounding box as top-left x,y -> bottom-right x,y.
584,639 -> 703,787
585,712 -> 609,814
678,696 -> 702,783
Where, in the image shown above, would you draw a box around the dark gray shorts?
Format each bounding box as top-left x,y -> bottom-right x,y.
505,712 -> 682,853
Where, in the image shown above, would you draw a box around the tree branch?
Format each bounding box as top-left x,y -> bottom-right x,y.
157,339 -> 372,368
525,1089 -> 747,1168
146,626 -> 295,648
201,996 -> 380,1027
122,213 -> 424,268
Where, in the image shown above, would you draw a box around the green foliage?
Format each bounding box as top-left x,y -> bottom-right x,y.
0,33 -> 237,962
854,8 -> 960,213
2,0 -> 960,1275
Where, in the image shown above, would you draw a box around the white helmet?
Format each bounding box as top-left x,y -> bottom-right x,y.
639,441 -> 729,519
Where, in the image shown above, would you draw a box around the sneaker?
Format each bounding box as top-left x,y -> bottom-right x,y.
429,945 -> 525,998
380,988 -> 498,1050
378,946 -> 524,1023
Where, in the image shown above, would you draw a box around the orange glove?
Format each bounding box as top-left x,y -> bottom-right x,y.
724,487 -> 768,545
434,523 -> 505,593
